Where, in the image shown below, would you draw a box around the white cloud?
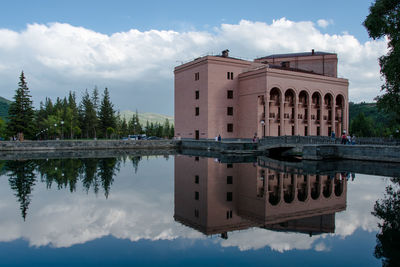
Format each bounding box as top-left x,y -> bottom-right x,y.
317,19 -> 333,28
0,19 -> 388,114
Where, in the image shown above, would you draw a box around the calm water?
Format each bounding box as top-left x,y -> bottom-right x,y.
0,153 -> 397,266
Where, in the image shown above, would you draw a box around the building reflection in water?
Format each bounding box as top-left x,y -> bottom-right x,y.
174,155 -> 347,239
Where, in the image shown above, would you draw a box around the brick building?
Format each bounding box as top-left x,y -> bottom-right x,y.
174,50 -> 348,139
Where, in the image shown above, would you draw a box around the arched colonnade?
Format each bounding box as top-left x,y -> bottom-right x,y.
258,87 -> 347,137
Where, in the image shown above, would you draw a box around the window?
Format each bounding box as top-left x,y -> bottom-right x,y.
227,163 -> 233,168
194,72 -> 199,81
195,156 -> 199,161
305,126 -> 308,136
281,61 -> 290,68
227,123 -> 233,132
195,90 -> 199,99
195,175 -> 199,184
195,107 -> 199,116
194,209 -> 199,218
226,210 -> 233,219
195,191 -> 199,200
227,72 -> 233,80
227,90 -> 233,99
227,107 -> 233,116
226,192 -> 233,201
227,176 -> 233,184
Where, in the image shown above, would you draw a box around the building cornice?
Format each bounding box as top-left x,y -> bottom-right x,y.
239,66 -> 348,86
174,56 -> 252,74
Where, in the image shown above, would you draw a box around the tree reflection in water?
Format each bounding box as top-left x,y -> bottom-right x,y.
372,177 -> 400,267
4,157 -> 131,220
6,160 -> 37,221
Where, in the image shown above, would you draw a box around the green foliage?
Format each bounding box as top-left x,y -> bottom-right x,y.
350,112 -> 376,137
2,74 -> 172,140
99,88 -> 116,138
80,89 -> 98,138
349,102 -> 399,137
7,72 -> 35,139
364,0 -> 400,123
0,96 -> 11,120
372,177 -> 400,267
0,117 -> 6,138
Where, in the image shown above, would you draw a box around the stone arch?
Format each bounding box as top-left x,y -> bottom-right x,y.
298,90 -> 309,107
311,175 -> 321,200
334,176 -> 344,196
297,175 -> 308,202
336,94 -> 345,108
323,175 -> 333,198
270,87 -> 282,104
312,91 -> 322,106
335,94 -> 345,135
269,87 -> 282,136
268,173 -> 281,205
298,90 -> 310,136
324,93 -> 333,107
284,89 -> 296,105
284,174 -> 295,203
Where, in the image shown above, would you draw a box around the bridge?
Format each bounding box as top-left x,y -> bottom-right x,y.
258,136 -> 400,162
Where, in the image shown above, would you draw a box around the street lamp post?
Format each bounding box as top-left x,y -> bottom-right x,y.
61,121 -> 64,140
261,120 -> 265,138
134,122 -> 137,135
54,123 -> 57,140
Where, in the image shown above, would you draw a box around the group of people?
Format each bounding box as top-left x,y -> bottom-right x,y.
214,134 -> 222,141
339,131 -> 356,145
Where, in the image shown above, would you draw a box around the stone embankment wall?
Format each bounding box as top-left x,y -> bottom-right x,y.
180,139 -> 257,153
0,140 -> 178,151
303,144 -> 400,163
259,135 -> 400,147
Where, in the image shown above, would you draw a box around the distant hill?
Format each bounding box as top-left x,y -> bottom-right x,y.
349,102 -> 394,126
120,110 -> 174,125
0,96 -> 11,120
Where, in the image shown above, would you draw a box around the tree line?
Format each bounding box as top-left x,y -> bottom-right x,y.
3,72 -> 174,140
349,102 -> 400,138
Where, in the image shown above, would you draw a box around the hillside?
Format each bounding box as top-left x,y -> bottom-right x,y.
0,96 -> 11,120
120,110 -> 174,125
349,102 -> 394,126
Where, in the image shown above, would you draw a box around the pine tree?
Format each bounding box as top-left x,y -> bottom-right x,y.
80,90 -> 98,138
99,88 -> 116,138
67,91 -> 80,139
7,71 -> 35,140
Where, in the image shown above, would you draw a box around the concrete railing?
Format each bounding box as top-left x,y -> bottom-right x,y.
0,139 -> 178,151
259,136 -> 400,146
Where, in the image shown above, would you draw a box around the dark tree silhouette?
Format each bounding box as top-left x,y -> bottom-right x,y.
372,177 -> 400,267
7,160 -> 36,221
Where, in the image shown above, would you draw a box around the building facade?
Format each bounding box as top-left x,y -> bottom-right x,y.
174,50 -> 349,139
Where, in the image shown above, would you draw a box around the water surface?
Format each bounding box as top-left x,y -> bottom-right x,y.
0,154 -> 396,266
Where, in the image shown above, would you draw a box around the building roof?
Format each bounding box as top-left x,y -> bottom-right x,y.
256,51 -> 336,60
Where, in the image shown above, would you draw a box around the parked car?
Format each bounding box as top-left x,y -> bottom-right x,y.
146,136 -> 161,140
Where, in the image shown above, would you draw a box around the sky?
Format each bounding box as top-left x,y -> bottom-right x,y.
0,0 -> 385,115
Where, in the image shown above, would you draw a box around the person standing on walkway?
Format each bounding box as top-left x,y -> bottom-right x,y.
341,132 -> 347,144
